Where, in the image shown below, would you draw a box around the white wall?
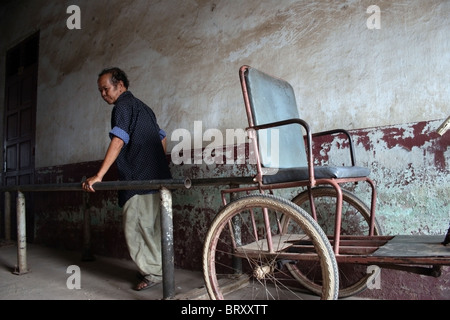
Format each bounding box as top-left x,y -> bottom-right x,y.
0,0 -> 449,168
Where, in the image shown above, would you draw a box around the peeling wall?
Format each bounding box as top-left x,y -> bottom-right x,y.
356,121 -> 450,236
305,119 -> 450,236
172,119 -> 450,300
30,119 -> 450,299
0,0 -> 449,299
0,0 -> 449,168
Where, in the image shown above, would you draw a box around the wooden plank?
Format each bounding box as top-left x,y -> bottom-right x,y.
236,234 -> 308,252
372,235 -> 450,257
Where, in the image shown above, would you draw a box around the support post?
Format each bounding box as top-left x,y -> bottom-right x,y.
14,191 -> 29,274
160,187 -> 174,299
81,191 -> 95,261
4,191 -> 11,240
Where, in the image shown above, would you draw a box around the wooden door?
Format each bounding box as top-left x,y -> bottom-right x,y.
3,32 -> 39,241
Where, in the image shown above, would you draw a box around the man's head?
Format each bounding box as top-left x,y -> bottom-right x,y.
97,67 -> 129,104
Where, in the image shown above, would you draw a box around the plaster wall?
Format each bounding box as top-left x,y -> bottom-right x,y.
0,0 -> 449,299
0,0 -> 449,168
29,118 -> 450,299
170,120 -> 450,299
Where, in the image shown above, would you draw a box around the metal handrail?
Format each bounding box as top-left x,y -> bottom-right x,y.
0,176 -> 255,299
1,178 -> 190,300
0,178 -> 191,192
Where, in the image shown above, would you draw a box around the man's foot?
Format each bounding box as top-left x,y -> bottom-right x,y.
133,278 -> 161,291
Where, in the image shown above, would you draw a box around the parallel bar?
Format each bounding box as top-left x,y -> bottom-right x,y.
14,191 -> 29,275
160,187 -> 174,299
0,178 -> 191,192
190,177 -> 255,187
4,192 -> 10,240
1,176 -> 254,299
81,191 -> 94,262
0,176 -> 256,192
1,178 -> 191,300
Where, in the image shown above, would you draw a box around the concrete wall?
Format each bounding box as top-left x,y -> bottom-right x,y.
1,0 -> 449,299
1,0 -> 449,167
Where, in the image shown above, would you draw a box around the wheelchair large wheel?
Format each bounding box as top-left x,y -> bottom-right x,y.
286,186 -> 382,298
202,193 -> 339,300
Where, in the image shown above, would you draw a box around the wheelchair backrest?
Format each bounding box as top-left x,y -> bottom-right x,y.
243,67 -> 308,169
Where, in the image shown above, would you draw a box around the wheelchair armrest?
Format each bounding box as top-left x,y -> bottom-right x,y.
248,117 -> 316,185
311,128 -> 357,166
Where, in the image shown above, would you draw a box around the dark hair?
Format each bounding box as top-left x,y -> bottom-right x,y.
98,67 -> 130,89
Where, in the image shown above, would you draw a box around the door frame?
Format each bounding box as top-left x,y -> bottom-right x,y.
2,31 -> 39,241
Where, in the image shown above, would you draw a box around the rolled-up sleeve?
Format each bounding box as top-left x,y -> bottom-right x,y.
109,126 -> 130,145
159,129 -> 166,140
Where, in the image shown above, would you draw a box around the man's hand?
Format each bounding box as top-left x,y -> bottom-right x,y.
82,136 -> 123,192
82,175 -> 102,192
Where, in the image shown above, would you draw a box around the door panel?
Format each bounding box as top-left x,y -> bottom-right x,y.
3,32 -> 39,241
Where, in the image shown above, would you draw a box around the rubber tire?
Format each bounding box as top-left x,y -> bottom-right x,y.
202,193 -> 339,300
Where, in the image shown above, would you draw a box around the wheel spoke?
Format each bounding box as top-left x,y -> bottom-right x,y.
287,186 -> 382,298
203,193 -> 339,300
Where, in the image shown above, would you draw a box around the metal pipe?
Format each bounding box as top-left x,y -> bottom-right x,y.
160,187 -> 174,299
14,191 -> 29,275
81,191 -> 94,261
4,192 -> 10,240
190,177 -> 254,187
1,177 -> 252,299
0,177 -> 256,193
437,116 -> 450,136
0,178 -> 191,192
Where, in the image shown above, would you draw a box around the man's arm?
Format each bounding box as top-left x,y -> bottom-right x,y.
82,136 -> 124,192
161,136 -> 167,154
159,129 -> 167,154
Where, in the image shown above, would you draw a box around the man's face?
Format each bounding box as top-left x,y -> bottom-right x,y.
97,74 -> 125,104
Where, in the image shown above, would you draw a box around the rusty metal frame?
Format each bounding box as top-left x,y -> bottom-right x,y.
239,65 -> 378,255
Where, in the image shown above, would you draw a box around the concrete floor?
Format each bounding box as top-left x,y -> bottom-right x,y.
5,243 -> 441,320
0,240 -> 209,300
0,240 -> 368,301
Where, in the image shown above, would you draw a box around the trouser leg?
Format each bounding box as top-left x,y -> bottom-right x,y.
123,193 -> 162,282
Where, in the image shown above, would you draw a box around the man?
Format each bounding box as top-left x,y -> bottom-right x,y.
82,67 -> 172,291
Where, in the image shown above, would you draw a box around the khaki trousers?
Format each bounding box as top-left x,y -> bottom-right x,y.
123,193 -> 162,283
